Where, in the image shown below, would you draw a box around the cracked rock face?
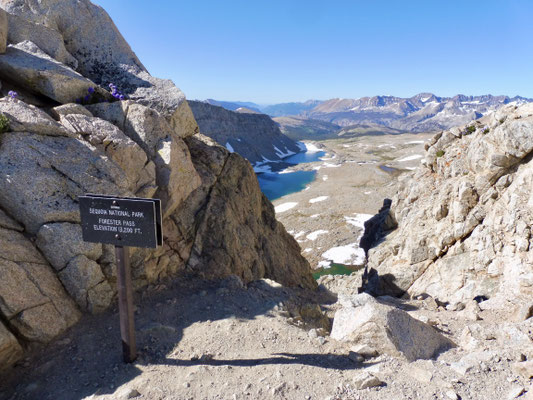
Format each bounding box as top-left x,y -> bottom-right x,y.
0,0 -> 315,369
189,100 -> 303,165
368,103 -> 533,310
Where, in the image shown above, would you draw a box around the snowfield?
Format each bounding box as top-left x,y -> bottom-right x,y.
274,202 -> 298,213
321,243 -> 366,265
309,196 -> 329,204
306,230 -> 329,241
397,154 -> 423,162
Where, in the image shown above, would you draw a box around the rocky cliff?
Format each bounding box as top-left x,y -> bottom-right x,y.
0,0 -> 315,371
189,100 -> 302,166
367,103 -> 533,317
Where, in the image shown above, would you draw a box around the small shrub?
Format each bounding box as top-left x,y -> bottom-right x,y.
436,150 -> 445,157
499,118 -> 505,124
0,113 -> 9,133
465,125 -> 476,134
483,128 -> 490,134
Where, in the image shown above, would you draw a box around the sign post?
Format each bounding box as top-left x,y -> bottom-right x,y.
79,194 -> 162,363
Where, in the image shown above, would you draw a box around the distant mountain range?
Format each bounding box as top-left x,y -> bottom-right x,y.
201,93 -> 533,135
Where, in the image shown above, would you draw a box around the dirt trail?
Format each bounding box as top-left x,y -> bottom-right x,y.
1,274 -> 530,400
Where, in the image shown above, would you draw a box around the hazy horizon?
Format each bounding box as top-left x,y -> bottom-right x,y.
93,0 -> 533,103
193,92 -> 532,106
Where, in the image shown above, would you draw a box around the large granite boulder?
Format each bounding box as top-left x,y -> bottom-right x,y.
331,294 -> 453,361
0,209 -> 81,345
0,0 -> 197,136
368,103 -> 533,313
0,97 -> 71,136
87,101 -> 202,217
59,113 -> 157,196
0,41 -> 111,104
0,132 -> 129,234
186,144 -> 317,289
3,12 -> 77,67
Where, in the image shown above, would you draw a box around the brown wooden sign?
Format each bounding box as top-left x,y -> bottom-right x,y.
79,194 -> 163,363
79,195 -> 162,248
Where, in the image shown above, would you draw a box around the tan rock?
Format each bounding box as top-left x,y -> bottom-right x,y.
36,223 -> 102,271
59,113 -> 157,196
0,226 -> 80,342
51,103 -> 93,118
407,360 -> 434,383
0,97 -> 72,137
0,8 -> 7,54
187,151 -> 316,289
511,361 -> 533,380
352,371 -> 383,390
0,41 -> 111,104
0,321 -> 22,370
59,255 -> 113,313
3,12 -> 77,67
0,132 -> 129,234
331,301 -> 454,361
367,103 -> 533,308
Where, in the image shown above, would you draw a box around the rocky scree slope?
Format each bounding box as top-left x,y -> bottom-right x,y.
367,103 -> 533,318
0,0 -> 315,372
189,100 -> 302,165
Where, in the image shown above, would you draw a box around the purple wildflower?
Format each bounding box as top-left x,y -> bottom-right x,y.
88,87 -> 95,94
84,94 -> 91,102
119,95 -> 125,100
8,91 -> 18,99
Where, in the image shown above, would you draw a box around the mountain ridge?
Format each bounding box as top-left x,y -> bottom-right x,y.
209,93 -> 533,134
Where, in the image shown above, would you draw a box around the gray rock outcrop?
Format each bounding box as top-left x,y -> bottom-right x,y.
367,103 -> 533,314
331,294 -> 453,361
189,100 -> 303,165
0,41 -> 111,104
0,0 -> 315,370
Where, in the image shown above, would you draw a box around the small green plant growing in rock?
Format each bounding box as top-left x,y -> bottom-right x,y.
0,113 -> 9,134
465,125 -> 476,134
499,118 -> 505,124
436,150 -> 445,157
483,128 -> 490,134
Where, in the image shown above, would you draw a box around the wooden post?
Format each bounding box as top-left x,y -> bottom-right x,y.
115,246 -> 137,363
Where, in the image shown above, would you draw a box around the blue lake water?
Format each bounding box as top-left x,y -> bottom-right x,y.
256,150 -> 326,201
284,150 -> 326,164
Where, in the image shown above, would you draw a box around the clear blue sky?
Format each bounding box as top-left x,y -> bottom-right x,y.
93,0 -> 533,103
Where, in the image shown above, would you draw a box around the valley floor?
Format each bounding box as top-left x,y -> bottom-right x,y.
273,132 -> 434,270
